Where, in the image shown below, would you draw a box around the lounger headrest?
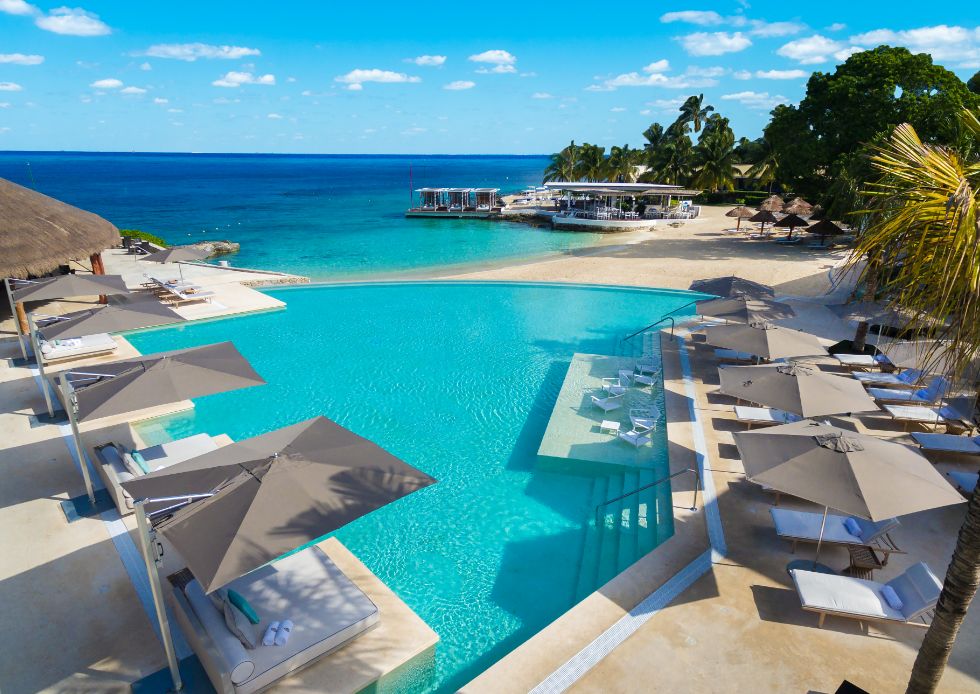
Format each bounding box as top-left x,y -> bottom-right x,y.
854,516 -> 899,541
887,562 -> 942,620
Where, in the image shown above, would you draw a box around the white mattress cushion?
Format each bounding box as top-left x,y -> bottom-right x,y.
791,570 -> 903,621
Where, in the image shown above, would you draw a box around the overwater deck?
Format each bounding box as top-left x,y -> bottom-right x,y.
537,353 -> 661,470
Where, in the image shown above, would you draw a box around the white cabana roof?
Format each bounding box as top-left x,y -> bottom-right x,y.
542,182 -> 699,196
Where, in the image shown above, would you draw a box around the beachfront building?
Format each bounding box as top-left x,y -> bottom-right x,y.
541,181 -> 702,231
406,187 -> 501,218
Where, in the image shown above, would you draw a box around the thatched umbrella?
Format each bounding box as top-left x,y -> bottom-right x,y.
749,210 -> 778,234
806,219 -> 845,246
758,194 -> 784,213
725,205 -> 755,232
773,213 -> 810,239
782,197 -> 813,216
0,178 -> 119,278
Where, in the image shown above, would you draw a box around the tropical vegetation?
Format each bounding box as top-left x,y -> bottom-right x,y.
119,228 -> 169,248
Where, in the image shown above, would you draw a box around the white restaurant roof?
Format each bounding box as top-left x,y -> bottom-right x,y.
416,187 -> 499,193
543,182 -> 699,196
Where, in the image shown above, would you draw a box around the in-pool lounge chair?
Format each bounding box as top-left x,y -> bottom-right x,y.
868,376 -> 948,404
734,406 -> 803,429
38,333 -> 118,363
591,391 -> 625,413
948,471 -> 979,496
791,562 -> 941,629
94,433 -> 219,515
170,544 -> 379,694
770,508 -> 903,562
852,368 -> 924,388
911,433 -> 980,457
618,424 -> 653,447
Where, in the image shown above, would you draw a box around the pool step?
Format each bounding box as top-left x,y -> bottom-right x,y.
573,475 -> 609,603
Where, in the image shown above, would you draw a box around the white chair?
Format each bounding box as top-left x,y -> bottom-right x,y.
618,424 -> 653,447
770,508 -> 902,559
591,391 -> 625,412
869,376 -> 948,404
629,405 -> 660,430
626,367 -> 657,387
635,359 -> 660,376
734,406 -> 802,428
852,368 -> 924,388
602,377 -> 627,395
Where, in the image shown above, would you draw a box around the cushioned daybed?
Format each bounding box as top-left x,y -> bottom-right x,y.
39,333 -> 118,363
170,544 -> 379,694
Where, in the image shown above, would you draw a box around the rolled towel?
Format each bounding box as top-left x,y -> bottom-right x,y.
262,621 -> 280,647
274,619 -> 293,647
843,517 -> 862,538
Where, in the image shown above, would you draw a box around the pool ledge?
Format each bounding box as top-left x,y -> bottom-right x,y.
461,329 -> 711,694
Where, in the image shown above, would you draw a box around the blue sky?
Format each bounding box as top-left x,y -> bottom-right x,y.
0,1 -> 978,154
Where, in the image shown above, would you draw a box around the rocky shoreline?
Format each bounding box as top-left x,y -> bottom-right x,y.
186,239 -> 240,257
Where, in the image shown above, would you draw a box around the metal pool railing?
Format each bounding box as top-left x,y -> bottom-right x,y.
594,467 -> 702,526
621,299 -> 701,343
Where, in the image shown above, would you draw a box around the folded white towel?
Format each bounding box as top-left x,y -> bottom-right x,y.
262,621 -> 280,647
274,619 -> 293,647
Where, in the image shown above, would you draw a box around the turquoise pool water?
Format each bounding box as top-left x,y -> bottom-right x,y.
125,282 -> 698,692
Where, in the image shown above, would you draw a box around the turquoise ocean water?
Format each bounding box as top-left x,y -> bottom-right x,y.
0,152 -> 602,279
127,282 -> 697,693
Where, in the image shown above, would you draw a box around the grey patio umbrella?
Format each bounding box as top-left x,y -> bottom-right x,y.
140,246 -> 209,280
725,205 -> 755,232
718,362 -> 879,417
696,296 -> 795,324
748,209 -> 778,234
705,321 -> 827,361
773,213 -> 810,239
54,342 -> 265,503
806,219 -> 845,246
38,294 -> 183,340
734,419 -> 964,569
688,275 -> 775,300
878,339 -> 980,378
123,415 -> 437,593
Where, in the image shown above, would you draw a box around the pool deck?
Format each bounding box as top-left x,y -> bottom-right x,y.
537,354 -> 661,470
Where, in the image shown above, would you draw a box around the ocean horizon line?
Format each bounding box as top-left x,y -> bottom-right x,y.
0,150 -> 551,159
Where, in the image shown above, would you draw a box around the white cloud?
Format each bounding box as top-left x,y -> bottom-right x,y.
587,63 -> 720,91
588,72 -> 669,90
721,90 -> 789,110
531,92 -> 553,99
827,23 -> 847,32
334,68 -> 420,90
120,86 -> 146,94
0,127 -> 10,133
849,25 -> 980,68
646,97 -> 686,111
686,65 -> 725,77
475,64 -> 516,74
286,76 -> 296,82
643,59 -> 671,73
660,10 -> 723,25
0,82 -> 23,91
610,106 -> 627,112
212,71 -> 275,87
443,80 -> 475,90
748,20 -> 804,37
0,0 -> 36,16
755,69 -> 808,79
140,43 -> 261,62
153,97 -> 168,104
406,54 -> 446,67
212,96 -> 240,104
267,112 -> 282,119
167,107 -> 182,113
777,34 -> 850,64
36,7 -> 110,36
678,32 -> 752,56
90,78 -> 122,88
468,49 -> 516,65
401,126 -> 427,135
0,53 -> 43,65
733,70 -> 752,79
139,62 -> 152,70
0,102 -> 9,107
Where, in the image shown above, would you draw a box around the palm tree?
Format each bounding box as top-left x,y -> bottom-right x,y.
576,143 -> 607,182
746,136 -> 779,192
543,140 -> 578,182
673,94 -> 715,134
642,134 -> 695,186
849,108 -> 980,693
642,122 -> 667,152
607,144 -> 641,182
692,116 -> 738,192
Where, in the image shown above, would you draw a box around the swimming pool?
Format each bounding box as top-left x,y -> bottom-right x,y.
125,282 -> 699,692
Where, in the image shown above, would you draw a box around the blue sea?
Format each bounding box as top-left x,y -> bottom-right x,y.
0,152 -> 601,279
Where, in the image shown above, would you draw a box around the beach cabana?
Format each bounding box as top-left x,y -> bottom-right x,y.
758,195 -> 784,213
54,342 -> 265,506
806,219 -> 846,246
719,362 -> 879,418
695,296 -> 795,324
748,210 -> 778,235
782,197 -> 813,216
688,275 -> 774,300
725,205 -> 755,232
141,246 -> 210,281
773,213 -> 810,239
704,322 -> 827,361
121,415 -> 437,692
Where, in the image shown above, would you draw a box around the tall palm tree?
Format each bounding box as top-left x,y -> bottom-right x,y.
543,140 -> 578,182
642,134 -> 695,186
849,108 -> 980,693
642,122 -> 667,152
576,143 -> 607,182
607,144 -> 641,182
692,117 -> 738,192
746,135 -> 779,192
673,94 -> 715,134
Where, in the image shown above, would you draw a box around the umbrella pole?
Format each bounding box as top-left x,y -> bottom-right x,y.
813,506 -> 829,570
4,277 -> 28,360
27,312 -> 54,417
61,377 -> 96,505
135,500 -> 184,691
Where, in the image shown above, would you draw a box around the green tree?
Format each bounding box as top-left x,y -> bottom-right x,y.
968,70 -> 980,95
673,93 -> 714,134
543,140 -> 579,182
641,134 -> 695,186
606,144 -> 641,182
692,115 -> 738,191
745,135 -> 779,192
576,143 -> 607,182
642,122 -> 667,151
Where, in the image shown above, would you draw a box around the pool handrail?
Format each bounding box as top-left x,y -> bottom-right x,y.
595,467 -> 702,526
621,299 -> 701,342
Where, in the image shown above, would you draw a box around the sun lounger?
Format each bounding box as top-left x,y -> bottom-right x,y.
911,432 -> 980,456
852,368 -> 924,388
635,359 -> 660,376
170,544 -> 379,694
771,508 -> 903,561
629,405 -> 660,430
884,404 -> 944,431
602,377 -> 627,395
734,406 -> 803,428
591,391 -> 625,413
162,287 -> 216,306
948,471 -> 978,495
38,333 -> 118,363
868,376 -> 947,404
618,424 -> 653,447
791,562 -> 941,628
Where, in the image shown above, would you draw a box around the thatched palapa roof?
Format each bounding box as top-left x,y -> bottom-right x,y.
0,177 -> 120,278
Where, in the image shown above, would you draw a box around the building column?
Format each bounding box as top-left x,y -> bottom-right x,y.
90,252 -> 107,304
15,301 -> 28,336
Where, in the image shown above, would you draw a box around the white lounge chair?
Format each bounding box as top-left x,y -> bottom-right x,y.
868,376 -> 948,404
601,377 -> 627,395
627,367 -> 658,387
635,359 -> 660,376
629,405 -> 660,430
883,404 -> 944,431
948,471 -> 978,495
791,562 -> 941,628
38,333 -> 118,363
618,424 -> 653,447
852,368 -> 924,388
734,406 -> 802,428
834,353 -> 882,370
911,433 -> 980,456
590,391 -> 625,413
771,508 -> 903,561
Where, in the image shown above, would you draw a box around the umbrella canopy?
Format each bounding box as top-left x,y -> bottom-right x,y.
829,301 -> 938,330
782,197 -> 813,216
58,341 -> 265,422
806,218 -> 845,241
719,362 -> 879,417
122,416 -> 437,593
733,419 -> 964,521
11,274 -> 130,303
879,339 -> 980,378
773,213 -> 810,238
696,296 -> 795,324
749,210 -> 778,225
0,177 -> 120,278
39,294 -> 184,340
725,206 -> 755,219
705,322 -> 827,360
758,195 -> 784,212
688,275 -> 775,300
140,247 -> 210,264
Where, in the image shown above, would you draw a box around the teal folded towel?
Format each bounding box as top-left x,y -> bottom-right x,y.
129,450 -> 150,474
881,585 -> 903,611
843,517 -> 862,538
228,589 -> 260,625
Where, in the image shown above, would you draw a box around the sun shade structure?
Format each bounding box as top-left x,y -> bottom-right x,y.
758,194 -> 784,212
725,205 -> 755,231
140,246 -> 210,264
773,213 -> 810,239
719,363 -> 879,417
748,209 -> 779,234
0,177 -> 120,279
705,322 -> 827,361
123,415 -> 437,593
11,274 -> 129,303
829,302 -> 938,331
879,339 -> 980,378
782,197 -> 813,216
38,294 -> 183,340
688,275 -> 775,300
696,296 -> 795,324
806,219 -> 846,245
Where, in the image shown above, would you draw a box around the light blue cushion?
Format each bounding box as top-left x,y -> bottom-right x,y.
129,450 -> 150,474
227,589 -> 260,625
844,517 -> 863,538
914,388 -> 929,399
881,585 -> 904,611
